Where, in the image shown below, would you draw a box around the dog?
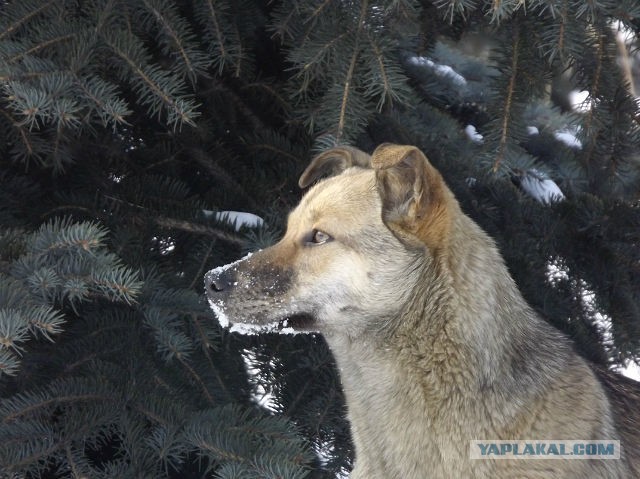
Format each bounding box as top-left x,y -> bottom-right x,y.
205,144 -> 640,478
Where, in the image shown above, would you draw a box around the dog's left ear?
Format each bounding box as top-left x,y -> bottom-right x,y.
372,143 -> 450,251
299,146 -> 371,188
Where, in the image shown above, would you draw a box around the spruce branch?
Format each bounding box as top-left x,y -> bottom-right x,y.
186,146 -> 258,210
231,21 -> 243,78
99,191 -> 246,245
188,433 -> 245,463
64,443 -> 82,479
0,1 -> 53,41
182,407 -> 313,475
140,0 -> 210,83
556,1 -> 567,64
177,355 -> 216,405
242,82 -> 292,113
6,81 -> 51,129
203,0 -> 229,74
155,216 -> 245,246
615,27 -> 636,97
74,76 -> 131,128
147,424 -> 187,471
581,30 -> 604,173
536,1 -> 572,65
207,77 -> 265,131
247,143 -> 300,163
194,0 -> 259,78
191,314 -> 231,401
367,34 -> 393,109
143,0 -> 194,75
0,348 -> 20,376
0,277 -> 66,376
0,108 -> 34,155
270,5 -> 298,40
363,32 -> 412,110
89,265 -> 143,304
130,402 -> 172,427
6,435 -> 61,472
300,32 -> 349,86
104,31 -> 199,127
142,305 -> 215,404
26,219 -> 108,257
7,34 -> 75,64
0,310 -> 29,352
336,0 -> 368,142
490,0 -> 514,23
307,0 -> 333,24
2,392 -> 113,424
435,0 -> 478,23
493,23 -> 520,173
189,241 -> 214,290
1,219 -> 143,376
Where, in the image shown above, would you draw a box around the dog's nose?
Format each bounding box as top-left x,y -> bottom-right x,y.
210,278 -> 225,292
205,269 -> 235,294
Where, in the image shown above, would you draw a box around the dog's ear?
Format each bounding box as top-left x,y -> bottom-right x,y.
298,146 -> 371,188
372,143 -> 450,251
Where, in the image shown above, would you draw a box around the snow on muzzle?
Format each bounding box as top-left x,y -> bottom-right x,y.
204,253 -> 313,335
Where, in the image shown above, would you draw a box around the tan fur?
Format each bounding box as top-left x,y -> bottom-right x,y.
205,144 -> 640,478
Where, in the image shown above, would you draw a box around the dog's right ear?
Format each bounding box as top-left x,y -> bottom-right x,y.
371,143 -> 451,252
298,146 -> 371,188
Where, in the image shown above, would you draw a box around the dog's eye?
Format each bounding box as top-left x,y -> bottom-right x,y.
310,229 -> 331,245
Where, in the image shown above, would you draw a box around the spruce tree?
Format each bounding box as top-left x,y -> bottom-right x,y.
0,1 -> 638,478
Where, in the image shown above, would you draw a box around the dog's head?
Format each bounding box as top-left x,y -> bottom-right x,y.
204,144 -> 454,336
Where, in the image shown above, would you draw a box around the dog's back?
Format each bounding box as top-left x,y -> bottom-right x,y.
596,367 -> 640,474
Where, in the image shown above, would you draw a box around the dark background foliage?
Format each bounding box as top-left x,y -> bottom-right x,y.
1,0 -> 639,477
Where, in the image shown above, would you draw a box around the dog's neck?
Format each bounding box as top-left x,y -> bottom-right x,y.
325,213 -> 573,421
322,219 -> 579,477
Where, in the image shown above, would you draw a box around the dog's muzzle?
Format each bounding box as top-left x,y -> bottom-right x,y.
204,261 -> 316,333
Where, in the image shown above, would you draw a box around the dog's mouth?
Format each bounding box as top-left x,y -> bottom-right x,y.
277,313 -> 316,333
223,312 -> 317,335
